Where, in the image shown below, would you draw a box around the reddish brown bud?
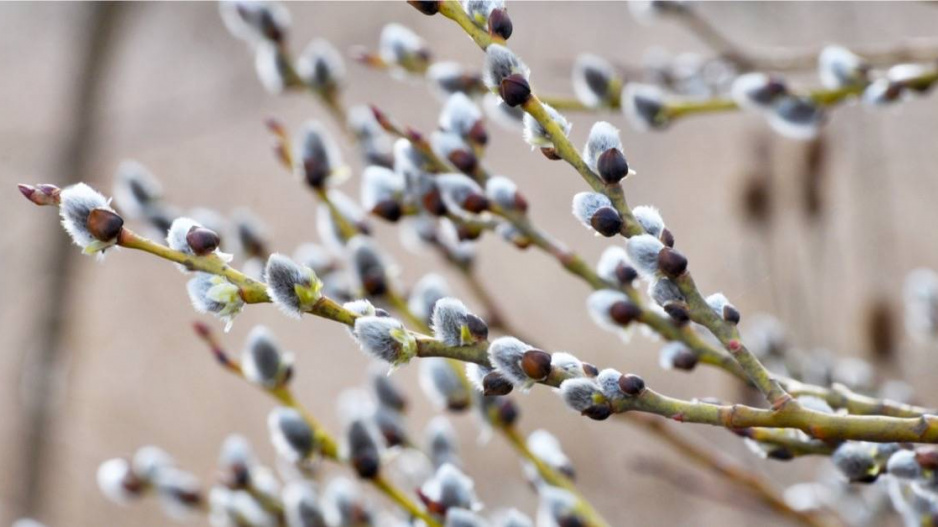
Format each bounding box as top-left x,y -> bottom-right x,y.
540,147 -> 561,160
448,149 -> 478,174
615,264 -> 638,285
87,208 -> 124,242
488,8 -> 513,40
597,148 -> 630,184
186,226 -> 221,256
657,247 -> 688,277
372,200 -> 403,222
582,362 -> 599,377
468,120 -> 488,147
590,207 -> 623,237
407,0 -> 439,15
422,189 -> 447,216
618,374 -> 645,396
663,302 -> 690,326
353,453 -> 380,479
498,73 -> 531,107
767,449 -> 795,461
671,347 -> 699,370
462,193 -> 490,214
513,192 -> 529,213
609,300 -> 641,326
659,228 -> 675,248
521,349 -> 552,381
582,405 -> 612,421
465,313 -> 488,341
482,372 -> 514,396
916,448 -> 938,470
362,272 -> 388,297
302,157 -> 330,188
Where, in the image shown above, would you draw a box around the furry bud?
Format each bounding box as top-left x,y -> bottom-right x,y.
268,407 -> 316,463
431,297 -> 487,346
353,316 -> 417,366
522,103 -> 570,149
265,254 -> 324,318
322,477 -> 374,526
573,54 -> 617,108
572,192 -> 622,237
361,166 -> 405,222
483,92 -> 525,131
558,378 -> 608,419
483,44 -> 530,97
59,183 -> 122,255
97,458 -> 144,504
596,246 -> 637,286
659,343 -> 698,371
862,78 -> 901,106
488,337 -> 538,388
583,122 -> 632,183
832,442 -> 879,483
294,121 -> 346,189
622,83 -> 669,131
632,206 -> 665,239
494,509 -> 533,527
649,277 -> 684,307
432,132 -> 478,174
152,468 -> 203,520
437,174 -> 489,214
346,419 -> 382,479
379,23 -> 431,76
887,449 -> 922,479
618,373 -> 645,396
730,73 -> 788,112
420,357 -> 472,411
596,368 -> 626,403
428,62 -> 485,99
218,435 -> 254,489
419,463 -> 479,514
347,236 -> 393,297
657,246 -> 688,277
242,326 -> 294,389
425,417 -> 461,469
625,234 -> 665,276
186,272 -> 244,330
768,96 -> 824,140
254,41 -> 292,95
440,92 -> 485,143
407,274 -> 450,325
219,0 -> 290,45
587,290 -> 640,342
297,39 -> 345,92
485,176 -> 527,213
706,293 -> 740,324
283,482 -> 327,527
527,429 -> 575,480
818,45 -> 868,90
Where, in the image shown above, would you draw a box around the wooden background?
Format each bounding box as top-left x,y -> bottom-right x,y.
2,2 -> 938,525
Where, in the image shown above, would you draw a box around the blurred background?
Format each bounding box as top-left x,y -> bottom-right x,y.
2,1 -> 938,526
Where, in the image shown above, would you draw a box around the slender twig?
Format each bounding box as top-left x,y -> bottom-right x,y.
193,323 -> 442,527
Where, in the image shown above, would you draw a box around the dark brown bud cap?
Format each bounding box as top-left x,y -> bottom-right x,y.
407,0 -> 439,15
488,8 -> 513,40
659,228 -> 675,248
540,147 -> 561,160
916,448 -> 938,470
671,347 -> 698,370
615,263 -> 638,285
465,313 -> 488,341
362,272 -> 388,297
582,362 -> 599,377
468,120 -> 488,147
372,200 -> 403,222
462,193 -> 490,214
494,397 -> 519,426
723,304 -> 741,325
353,453 -> 380,479
609,300 -> 642,326
423,189 -> 448,216
618,373 -> 645,396
521,349 -> 552,381
87,208 -> 124,242
482,372 -> 514,396
448,149 -> 478,174
663,302 -> 690,326
766,448 -> 795,461
582,405 -> 612,421
499,73 -> 531,107
657,247 -> 688,277
597,148 -> 630,184
590,207 -> 623,237
186,226 -> 221,256
447,397 -> 471,412
302,157 -> 330,188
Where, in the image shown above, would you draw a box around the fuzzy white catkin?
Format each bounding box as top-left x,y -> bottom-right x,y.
437,173 -> 485,214
97,458 -> 137,504
409,273 -> 452,323
487,337 -> 530,387
582,121 -> 623,173
297,38 -> 345,90
571,192 -> 613,231
586,290 -> 631,334
625,234 -> 664,276
730,72 -> 780,112
431,131 -> 473,163
440,92 -> 483,138
596,246 -> 631,283
294,120 -> 345,182
632,206 -> 665,238
445,508 -> 488,527
255,41 -> 290,95
59,183 -> 116,252
622,83 -> 667,131
549,352 -> 585,378
265,254 -> 322,318
268,407 -> 315,463
361,165 -> 404,212
353,316 -> 416,365
428,61 -> 475,99
573,54 -> 616,108
818,45 -> 868,90
152,467 -> 203,521
425,416 -> 461,469
430,297 -> 471,346
558,378 -> 601,412
419,357 -> 470,410
166,217 -> 202,261
113,160 -> 162,219
420,463 -> 478,511
831,442 -> 876,481
527,430 -> 573,476
522,103 -> 571,149
483,44 -> 530,90
493,508 -> 534,527
379,23 -> 428,74
767,96 -> 823,140
323,477 -> 373,527
242,325 -> 293,388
